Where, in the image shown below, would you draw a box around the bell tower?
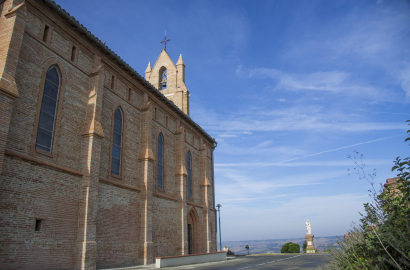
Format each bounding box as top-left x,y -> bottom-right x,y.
145,50 -> 190,116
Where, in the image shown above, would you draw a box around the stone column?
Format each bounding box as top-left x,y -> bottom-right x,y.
199,142 -> 213,253
174,123 -> 188,255
75,57 -> 105,270
0,0 -> 27,176
305,234 -> 316,253
138,94 -> 155,265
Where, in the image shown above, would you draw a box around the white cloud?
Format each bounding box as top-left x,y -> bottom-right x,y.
249,69 -> 349,92
236,65 -> 242,76
244,67 -> 403,102
257,140 -> 273,148
400,64 -> 410,102
278,98 -> 286,102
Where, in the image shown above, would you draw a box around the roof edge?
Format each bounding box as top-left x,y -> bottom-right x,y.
40,0 -> 216,145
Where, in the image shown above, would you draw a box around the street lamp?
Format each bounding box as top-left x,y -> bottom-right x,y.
216,204 -> 222,252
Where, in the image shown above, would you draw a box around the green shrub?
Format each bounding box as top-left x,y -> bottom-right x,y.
320,120 -> 410,270
281,242 -> 300,253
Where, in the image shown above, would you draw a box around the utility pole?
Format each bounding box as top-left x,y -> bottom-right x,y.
216,204 -> 222,252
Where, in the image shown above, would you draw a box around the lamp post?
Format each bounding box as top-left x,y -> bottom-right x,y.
216,204 -> 222,252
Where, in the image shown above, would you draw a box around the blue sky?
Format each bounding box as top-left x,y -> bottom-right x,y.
55,0 -> 410,241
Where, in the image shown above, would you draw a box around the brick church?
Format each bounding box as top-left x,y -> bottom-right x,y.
0,0 -> 217,269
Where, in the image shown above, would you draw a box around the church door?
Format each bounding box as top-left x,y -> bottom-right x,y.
188,224 -> 192,254
187,208 -> 199,254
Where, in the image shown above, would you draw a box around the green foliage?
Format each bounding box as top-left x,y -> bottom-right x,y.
303,240 -> 307,253
320,120 -> 410,270
245,245 -> 250,255
281,242 -> 300,253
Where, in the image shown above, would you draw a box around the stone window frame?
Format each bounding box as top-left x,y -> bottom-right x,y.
30,59 -> 67,161
156,132 -> 165,192
109,105 -> 125,180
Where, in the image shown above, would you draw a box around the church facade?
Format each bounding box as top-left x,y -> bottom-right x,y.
0,0 -> 217,269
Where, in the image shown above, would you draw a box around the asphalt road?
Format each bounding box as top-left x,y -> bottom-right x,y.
163,254 -> 331,270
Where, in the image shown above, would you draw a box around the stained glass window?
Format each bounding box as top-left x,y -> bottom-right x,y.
187,151 -> 192,197
157,133 -> 164,189
36,66 -> 60,153
111,107 -> 123,175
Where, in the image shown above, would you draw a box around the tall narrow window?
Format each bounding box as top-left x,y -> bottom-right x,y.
43,25 -> 49,42
36,66 -> 60,153
111,75 -> 115,89
157,133 -> 164,189
71,45 -> 76,62
35,219 -> 42,231
111,107 -> 123,176
187,151 -> 192,198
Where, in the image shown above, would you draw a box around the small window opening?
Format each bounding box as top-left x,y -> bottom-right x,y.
111,75 -> 115,89
154,108 -> 157,119
35,219 -> 42,231
128,88 -> 132,101
43,25 -> 49,42
71,46 -> 77,62
160,68 -> 167,90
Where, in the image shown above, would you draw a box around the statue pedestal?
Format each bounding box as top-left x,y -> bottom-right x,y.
305,234 -> 315,253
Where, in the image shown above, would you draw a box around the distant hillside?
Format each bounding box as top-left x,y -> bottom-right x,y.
222,236 -> 343,255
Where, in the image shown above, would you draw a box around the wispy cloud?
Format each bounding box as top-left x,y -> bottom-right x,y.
242,67 -> 403,102
257,140 -> 273,148
400,64 -> 410,101
216,159 -> 392,168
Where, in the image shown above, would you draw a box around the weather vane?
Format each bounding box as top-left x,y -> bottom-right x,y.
160,31 -> 171,51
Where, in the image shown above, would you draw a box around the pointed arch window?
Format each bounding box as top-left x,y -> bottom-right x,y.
36,66 -> 60,153
157,133 -> 164,189
111,107 -> 123,176
187,151 -> 192,198
159,67 -> 167,90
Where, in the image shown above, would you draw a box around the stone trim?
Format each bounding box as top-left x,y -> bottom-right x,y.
187,202 -> 203,209
5,149 -> 83,176
153,192 -> 178,202
99,177 -> 141,192
155,251 -> 225,259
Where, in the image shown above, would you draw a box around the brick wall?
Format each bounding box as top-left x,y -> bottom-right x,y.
96,183 -> 141,268
0,0 -> 217,269
0,156 -> 81,270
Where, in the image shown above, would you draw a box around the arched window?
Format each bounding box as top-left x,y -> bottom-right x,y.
187,151 -> 192,198
159,67 -> 167,90
36,66 -> 60,153
157,133 -> 164,189
111,107 -> 123,176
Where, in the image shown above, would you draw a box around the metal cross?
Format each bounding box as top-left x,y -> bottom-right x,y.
160,31 -> 171,51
